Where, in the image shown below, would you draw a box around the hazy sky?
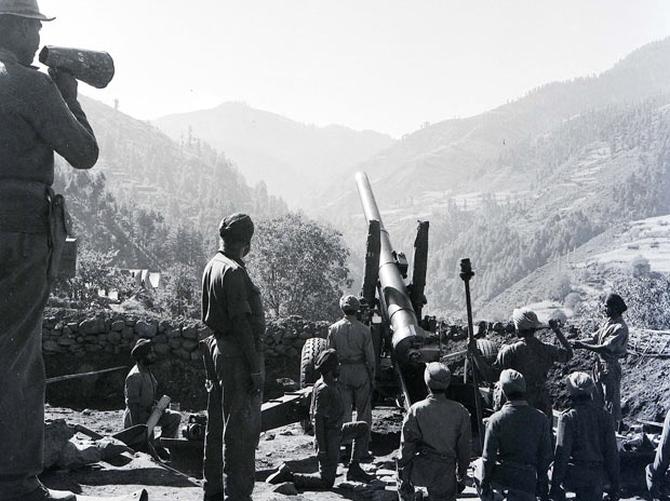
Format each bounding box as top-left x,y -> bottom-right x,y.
41,0 -> 669,137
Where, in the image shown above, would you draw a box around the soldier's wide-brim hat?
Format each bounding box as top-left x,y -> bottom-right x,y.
0,0 -> 55,21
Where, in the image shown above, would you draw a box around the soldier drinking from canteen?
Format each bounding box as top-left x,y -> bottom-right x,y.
201,213 -> 265,501
0,1 -> 98,499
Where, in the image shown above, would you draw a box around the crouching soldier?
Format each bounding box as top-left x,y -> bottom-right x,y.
551,372 -> 620,501
397,362 -> 471,501
123,339 -> 181,442
474,369 -> 552,501
267,349 -> 374,489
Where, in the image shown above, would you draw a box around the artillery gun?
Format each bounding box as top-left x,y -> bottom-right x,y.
298,172 -> 498,440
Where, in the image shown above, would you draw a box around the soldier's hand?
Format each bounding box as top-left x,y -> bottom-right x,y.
249,371 -> 264,395
48,68 -> 78,100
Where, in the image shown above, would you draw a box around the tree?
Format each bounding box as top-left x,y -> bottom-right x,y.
153,263 -> 201,318
248,213 -> 352,320
51,247 -> 135,304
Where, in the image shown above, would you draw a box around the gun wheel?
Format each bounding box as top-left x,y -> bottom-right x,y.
299,337 -> 329,433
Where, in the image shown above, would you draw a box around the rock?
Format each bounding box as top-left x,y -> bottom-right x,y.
272,482 -> 298,496
159,320 -> 172,333
176,349 -> 191,361
85,344 -> 102,352
154,334 -> 168,345
197,325 -> 212,340
57,337 -> 75,346
154,343 -> 170,356
181,325 -> 198,340
284,329 -> 298,340
108,331 -> 122,343
169,339 -> 182,349
122,326 -> 135,339
79,318 -> 99,335
135,320 -> 157,338
167,328 -> 181,339
111,320 -> 125,331
63,326 -> 71,336
182,339 -> 198,352
67,322 -> 79,332
43,340 -> 62,353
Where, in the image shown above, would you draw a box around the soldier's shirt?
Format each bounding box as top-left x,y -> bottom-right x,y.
201,251 -> 265,357
553,398 -> 619,488
483,401 -> 552,469
0,48 -> 98,230
591,316 -> 628,370
399,395 -> 471,477
495,336 -> 570,392
124,364 -> 158,421
327,316 -> 376,384
310,377 -> 344,430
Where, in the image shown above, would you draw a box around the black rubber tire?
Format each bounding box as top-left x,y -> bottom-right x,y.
476,339 -> 498,365
299,337 -> 329,388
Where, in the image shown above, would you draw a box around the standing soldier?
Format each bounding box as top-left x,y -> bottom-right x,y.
327,294 -> 376,457
474,369 -> 553,501
201,213 -> 265,501
551,372 -> 620,501
471,308 -> 573,416
573,293 -> 628,429
266,349 -> 374,489
0,1 -> 99,499
397,362 -> 471,501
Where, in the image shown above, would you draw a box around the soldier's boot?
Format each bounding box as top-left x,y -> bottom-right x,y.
346,462 -> 374,483
266,463 -> 294,484
9,484 -> 75,501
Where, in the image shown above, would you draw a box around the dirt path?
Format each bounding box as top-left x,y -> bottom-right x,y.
43,406 -> 646,501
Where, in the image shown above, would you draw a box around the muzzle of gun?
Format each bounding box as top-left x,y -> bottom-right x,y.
39,46 -> 115,89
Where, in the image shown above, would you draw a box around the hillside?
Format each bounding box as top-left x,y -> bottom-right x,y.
54,97 -> 287,269
323,38 -> 670,317
154,102 -> 394,208
325,37 -> 670,210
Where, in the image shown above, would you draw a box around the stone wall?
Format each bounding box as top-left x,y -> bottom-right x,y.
43,308 -> 329,411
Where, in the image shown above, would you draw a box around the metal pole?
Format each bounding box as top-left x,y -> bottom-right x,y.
460,258 -> 484,449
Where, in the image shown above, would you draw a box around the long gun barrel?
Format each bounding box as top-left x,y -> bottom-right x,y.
355,172 -> 423,365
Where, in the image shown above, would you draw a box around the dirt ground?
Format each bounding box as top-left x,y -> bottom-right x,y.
43,405 -> 650,501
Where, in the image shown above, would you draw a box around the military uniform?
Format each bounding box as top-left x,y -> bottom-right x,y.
201,251 -> 265,501
493,337 -> 571,416
0,44 -> 97,500
327,315 -> 375,451
291,377 -> 369,489
647,409 -> 670,498
398,363 -> 471,501
477,401 -> 552,500
122,364 -> 181,437
552,398 -> 620,501
589,316 -> 628,424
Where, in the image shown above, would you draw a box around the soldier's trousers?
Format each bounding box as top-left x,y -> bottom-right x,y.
0,232 -> 50,500
594,364 -> 622,426
398,455 -> 458,501
647,409 -> 670,495
293,421 -> 368,490
203,354 -> 262,501
339,365 -> 372,452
